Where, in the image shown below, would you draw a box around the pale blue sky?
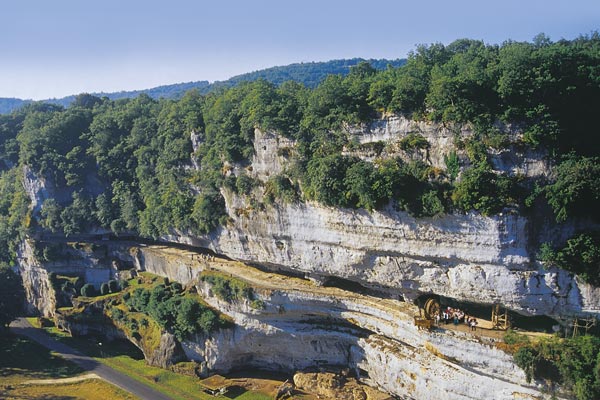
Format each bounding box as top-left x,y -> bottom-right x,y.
1,0 -> 598,100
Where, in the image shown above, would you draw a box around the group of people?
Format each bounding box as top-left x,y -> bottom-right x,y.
434,306 -> 479,331
191,253 -> 216,262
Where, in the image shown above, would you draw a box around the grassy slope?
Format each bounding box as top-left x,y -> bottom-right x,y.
29,311 -> 272,400
0,331 -> 137,400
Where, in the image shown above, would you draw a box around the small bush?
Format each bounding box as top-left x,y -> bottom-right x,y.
399,133 -> 430,152
538,233 -> 600,286
504,329 -> 531,346
198,310 -> 218,334
444,151 -> 460,182
235,174 -> 256,195
111,308 -> 125,321
250,299 -> 265,310
171,282 -> 183,294
264,175 -> 299,204
200,273 -> 253,303
514,345 -> 539,383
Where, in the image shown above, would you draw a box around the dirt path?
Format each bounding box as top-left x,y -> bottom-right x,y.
152,245 -> 532,342
24,373 -> 100,385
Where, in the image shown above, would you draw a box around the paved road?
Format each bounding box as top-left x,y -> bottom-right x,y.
10,318 -> 173,400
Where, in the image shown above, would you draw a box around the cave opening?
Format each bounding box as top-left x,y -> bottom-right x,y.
415,294 -> 561,333
321,276 -> 392,298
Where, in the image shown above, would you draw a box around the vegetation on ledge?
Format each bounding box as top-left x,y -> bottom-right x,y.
512,334 -> 600,400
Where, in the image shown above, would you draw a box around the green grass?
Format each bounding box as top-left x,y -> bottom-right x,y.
25,316 -> 42,328
41,328 -> 272,400
0,330 -> 138,399
101,356 -> 213,400
234,393 -> 272,400
0,332 -> 83,379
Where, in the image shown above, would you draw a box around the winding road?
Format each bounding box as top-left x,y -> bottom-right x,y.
9,318 -> 174,400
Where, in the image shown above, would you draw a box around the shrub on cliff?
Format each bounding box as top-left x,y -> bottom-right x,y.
451,162 -> 516,215
538,232 -> 600,286
541,155 -> 600,223
264,175 -> 299,204
200,273 -> 253,303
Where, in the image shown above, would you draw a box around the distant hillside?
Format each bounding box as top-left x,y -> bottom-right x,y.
0,58 -> 405,113
209,58 -> 406,90
0,98 -> 29,114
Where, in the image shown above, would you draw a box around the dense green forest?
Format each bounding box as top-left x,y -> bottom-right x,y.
0,34 -> 599,283
0,58 -> 405,113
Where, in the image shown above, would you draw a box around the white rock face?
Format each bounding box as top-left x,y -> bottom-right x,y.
354,335 -> 543,400
16,240 -> 56,317
250,129 -> 296,181
22,166 -> 53,214
198,199 -> 597,318
345,115 -> 550,178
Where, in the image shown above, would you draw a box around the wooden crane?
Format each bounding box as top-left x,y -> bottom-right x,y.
571,316 -> 597,337
414,297 -> 440,331
491,303 -> 510,330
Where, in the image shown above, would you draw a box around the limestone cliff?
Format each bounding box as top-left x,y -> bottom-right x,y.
17,240 -> 57,317
170,120 -> 599,320
15,114 -> 599,399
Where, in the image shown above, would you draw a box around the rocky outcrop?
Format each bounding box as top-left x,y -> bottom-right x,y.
126,244 -> 553,399
19,118 -> 596,319
344,115 -> 550,178
293,371 -> 393,400
250,129 -> 296,181
147,332 -> 188,368
15,115 -> 597,399
16,240 -> 56,317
